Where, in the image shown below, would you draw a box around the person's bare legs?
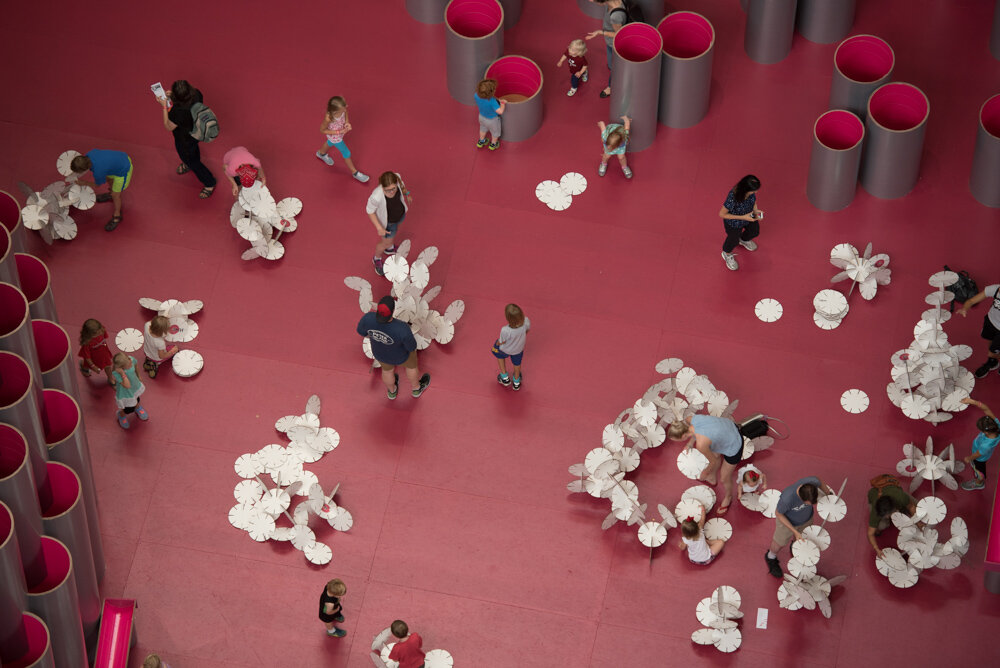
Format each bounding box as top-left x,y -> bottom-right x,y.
381,366 -> 397,392
497,358 -> 508,374
700,453 -> 721,485
718,460 -> 737,511
617,154 -> 628,172
103,365 -> 116,385
708,538 -> 725,556
110,190 -> 122,218
512,362 -> 522,382
404,364 -> 421,391
375,234 -> 395,257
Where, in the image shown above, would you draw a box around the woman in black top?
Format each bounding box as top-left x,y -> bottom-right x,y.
718,174 -> 763,271
160,79 -> 216,198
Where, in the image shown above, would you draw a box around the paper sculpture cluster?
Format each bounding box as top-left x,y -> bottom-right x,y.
886,271 -> 975,424
895,436 -> 965,494
113,298 -> 205,377
371,627 -> 453,668
534,172 -> 587,211
345,242 -> 465,365
691,585 -> 743,653
876,496 -> 969,588
229,183 -> 302,261
813,243 -> 890,330
566,357 -> 772,553
17,150 -> 97,243
228,395 -> 351,565
775,479 -> 848,618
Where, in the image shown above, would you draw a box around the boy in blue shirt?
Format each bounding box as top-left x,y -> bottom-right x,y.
960,397 -> 1000,490
70,149 -> 133,230
474,79 -> 506,151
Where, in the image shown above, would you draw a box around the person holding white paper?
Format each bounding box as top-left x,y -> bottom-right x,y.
159,79 -> 216,198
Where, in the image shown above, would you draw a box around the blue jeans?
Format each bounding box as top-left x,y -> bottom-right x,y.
606,44 -> 613,87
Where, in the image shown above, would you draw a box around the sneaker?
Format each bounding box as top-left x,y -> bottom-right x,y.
412,373 -> 431,398
567,87 -> 578,97
961,478 -> 985,491
373,256 -> 385,276
135,406 -> 149,421
622,166 -> 633,179
353,171 -> 370,183
116,412 -> 130,430
498,373 -> 511,387
477,138 -> 488,149
974,358 -> 999,378
333,613 -> 345,623
383,244 -> 397,256
581,72 -> 589,82
326,629 -> 347,638
316,151 -> 334,166
488,141 -> 500,151
739,239 -> 758,251
722,251 -> 739,271
512,376 -> 521,391
598,162 -> 608,177
96,193 -> 112,203
765,553 -> 783,578
388,373 -> 399,400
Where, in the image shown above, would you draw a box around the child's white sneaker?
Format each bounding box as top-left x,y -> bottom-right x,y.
581,71 -> 589,82
567,87 -> 578,97
316,151 -> 334,166
353,171 -> 370,183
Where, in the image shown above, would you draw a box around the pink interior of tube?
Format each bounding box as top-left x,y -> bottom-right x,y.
0,191 -> 19,234
982,95 -> 1000,138
486,57 -> 542,98
31,321 -> 69,373
0,353 -> 30,407
0,226 -> 9,259
816,110 -> 864,149
0,424 -> 27,479
0,503 -> 12,546
40,462 -> 78,517
25,537 -> 70,593
615,23 -> 663,62
446,0 -> 502,38
869,83 -> 928,131
836,35 -> 893,82
658,12 -> 713,59
0,283 -> 28,337
42,389 -> 79,445
7,614 -> 50,666
14,254 -> 47,303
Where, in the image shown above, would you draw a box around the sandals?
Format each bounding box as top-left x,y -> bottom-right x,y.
177,164 -> 191,174
716,499 -> 732,516
199,187 -> 215,199
105,216 -> 122,231
600,88 -> 612,98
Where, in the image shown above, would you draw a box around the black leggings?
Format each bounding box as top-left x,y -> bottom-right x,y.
174,135 -> 217,188
722,220 -> 760,253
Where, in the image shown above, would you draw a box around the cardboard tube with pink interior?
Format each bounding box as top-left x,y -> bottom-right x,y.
829,35 -> 894,119
0,424 -> 45,583
657,12 -> 715,129
498,0 -> 519,28
860,82 -> 930,199
485,56 -> 543,142
0,283 -> 43,387
577,0 -> 604,20
405,0 -> 448,24
25,537 -> 87,668
0,501 -> 28,650
744,0 -> 797,65
39,461 -> 100,637
807,110 -> 866,211
796,0 -> 855,45
0,226 -> 17,288
611,23 -> 662,151
30,320 -> 79,398
0,352 -> 48,492
0,190 -> 24,256
42,389 -> 105,581
14,255 -> 58,323
970,94 -> 1000,207
992,0 -> 1000,61
446,0 -> 504,105
0,612 -> 53,668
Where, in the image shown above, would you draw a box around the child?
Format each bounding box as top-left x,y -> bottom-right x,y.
78,319 -> 115,385
557,39 -> 589,96
597,115 -> 632,178
142,315 -> 178,379
736,463 -> 767,494
366,172 -> 412,276
678,502 -> 725,565
491,304 -> 530,390
315,96 -> 370,183
112,353 -> 147,429
475,79 -> 506,151
143,655 -> 171,668
388,620 -> 425,668
960,397 -> 999,490
318,578 -> 347,638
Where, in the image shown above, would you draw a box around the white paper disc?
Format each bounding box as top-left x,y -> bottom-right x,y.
677,448 -> 709,480
304,541 -> 333,565
601,424 -> 625,452
425,649 -> 454,668
691,628 -> 717,646
682,485 -> 717,513
68,184 -> 96,210
246,511 -> 276,542
615,446 -> 640,472
800,525 -> 831,551
114,328 -> 144,353
739,492 -> 763,512
56,150 -> 81,177
927,270 -> 959,288
559,172 -> 588,195
383,255 -> 409,282
534,180 -> 562,203
257,444 -> 289,471
545,190 -> 572,211
714,627 -> 741,653
900,394 -> 931,419
840,389 -> 869,413
637,520 -> 667,547
234,479 -> 265,504
632,398 -> 658,427
228,502 -> 255,530
888,566 -> 920,588
791,538 -> 821,566
816,494 -> 847,522
655,357 -> 684,374
234,453 -> 264,478
876,547 -> 907,575
813,311 -> 844,330
916,496 -> 947,525
754,298 -> 783,323
674,498 -> 704,523
787,557 -> 817,579
814,289 -> 848,317
330,507 -> 354,531
703,518 -> 732,541
172,349 -> 204,377
290,524 -> 316,550
259,488 -> 291,517
759,489 -> 781,518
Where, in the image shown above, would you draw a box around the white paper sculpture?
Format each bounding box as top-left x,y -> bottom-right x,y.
534,172 -> 587,211
137,297 -> 205,377
230,184 -> 302,261
875,498 -> 969,588
345,243 -> 464,365
777,572 -> 846,618
813,289 -> 849,330
895,436 -> 964,494
229,395 -> 350,565
371,628 -> 452,668
886,271 -> 976,424
829,242 -> 891,300
691,586 -> 743,653
17,151 -> 97,243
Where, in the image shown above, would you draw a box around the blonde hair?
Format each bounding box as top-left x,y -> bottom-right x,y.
149,316 -> 170,337
569,39 -> 587,55
326,96 -> 346,115
143,655 -> 162,668
326,578 -> 347,596
667,420 -> 689,440
605,126 -> 626,150
476,79 -> 498,99
505,303 -> 524,328
113,352 -> 130,368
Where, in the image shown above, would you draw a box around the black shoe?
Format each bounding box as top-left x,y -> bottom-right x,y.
412,373 -> 430,398
497,374 -> 511,387
765,553 -> 783,578
96,193 -> 112,203
974,358 -> 999,378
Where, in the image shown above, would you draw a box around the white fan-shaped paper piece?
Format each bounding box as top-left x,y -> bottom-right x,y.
432,319 -> 455,345
344,276 -> 370,292
246,512 -> 276,542
257,444 -> 289,470
876,547 -> 907,575
56,150 -> 81,177
408,260 -> 430,290
703,518 -> 732,541
830,243 -> 858,262
691,628 -> 717,646
682,485 -> 717,512
383,255 -> 409,282
674,498 -> 705,523
559,172 -> 588,196
754,298 -> 783,323
290,524 -> 317,550
330,507 -> 354,531
545,189 -> 573,211
534,180 -> 562,203
935,552 -> 962,570
677,448 -> 710,479
675,367 -> 698,394
172,349 -> 204,377
812,311 -> 844,330
615,447 -> 641,472
800,525 -> 831,551
759,489 -> 781,518
927,270 -> 959,288
304,541 -> 333,565
955,368 -> 976,393
840,389 -> 869,414
908,549 -> 938,571
787,557 -> 817,580
816,494 -> 847,522
259,488 -> 291,517
234,479 -> 265,504
20,204 -> 49,230
632,398 -> 658,427
228,502 -> 255,530
655,357 -> 684,375
916,496 -> 947,525
276,196 -> 303,219
637,521 -> 668,547
443,300 -> 465,324
113,327 -> 144,353
67,183 -> 96,210
942,388 -> 970,411
601,424 -> 625,452
424,649 -> 454,668
791,538 -> 821,566
695,598 -> 720,628
739,492 -> 764,512
925,290 -> 955,306
714,628 -> 741,653
900,394 -> 932,419
950,517 -> 968,545
585,447 -> 615,474
951,344 -> 973,361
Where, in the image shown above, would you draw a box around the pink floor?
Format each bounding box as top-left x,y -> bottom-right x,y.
2,1 -> 1000,666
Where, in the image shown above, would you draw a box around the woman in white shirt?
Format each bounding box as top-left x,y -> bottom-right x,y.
366,171 -> 411,277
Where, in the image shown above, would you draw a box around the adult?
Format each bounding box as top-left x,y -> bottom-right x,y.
160,79 -> 216,198
668,415 -> 743,515
585,0 -> 627,98
718,174 -> 763,271
366,171 -> 411,277
221,146 -> 267,198
957,283 -> 1000,378
765,475 -> 835,578
69,150 -> 132,231
357,296 -> 430,400
866,475 -> 916,558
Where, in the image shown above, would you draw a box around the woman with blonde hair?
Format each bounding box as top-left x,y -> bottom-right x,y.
668,414 -> 742,515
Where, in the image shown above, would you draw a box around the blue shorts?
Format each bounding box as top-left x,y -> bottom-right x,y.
491,342 -> 523,366
326,140 -> 351,158
384,213 -> 404,239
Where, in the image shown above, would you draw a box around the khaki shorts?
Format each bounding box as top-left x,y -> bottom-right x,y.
772,517 -> 813,547
378,351 -> 418,370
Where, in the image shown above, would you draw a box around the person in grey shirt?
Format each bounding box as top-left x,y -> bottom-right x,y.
585,0 -> 627,98
491,303 -> 530,391
765,476 -> 835,578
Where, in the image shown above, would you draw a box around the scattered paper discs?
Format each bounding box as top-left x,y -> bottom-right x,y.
754,298 -> 783,323
534,180 -> 562,203
304,541 -> 333,565
637,521 -> 668,547
916,496 -> 947,525
677,448 -> 710,479
172,349 -> 204,377
816,494 -> 847,522
425,649 -> 454,668
114,328 -> 144,353
559,172 -> 587,195
840,389 -> 869,413
703,518 -> 732,541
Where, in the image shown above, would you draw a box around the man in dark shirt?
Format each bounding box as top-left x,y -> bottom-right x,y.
357,296 -> 430,400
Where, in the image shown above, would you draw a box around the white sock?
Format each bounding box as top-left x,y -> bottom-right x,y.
767,551 -> 777,559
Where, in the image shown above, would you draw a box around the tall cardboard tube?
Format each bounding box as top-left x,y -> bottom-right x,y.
796,0 -> 855,44
0,425 -> 44,582
14,255 -> 58,324
970,94 -> 1000,207
0,284 -> 43,387
0,226 -> 17,288
745,0 -> 797,65
485,56 -> 544,141
30,321 -> 79,399
0,502 -> 28,653
405,0 -> 448,23
611,22 -> 663,151
445,0 -> 504,105
807,110 -> 865,211
657,12 -> 715,129
860,82 -> 930,199
829,34 -> 894,119
0,612 -> 54,668
25,537 -> 87,668
0,353 -> 48,493
0,191 -> 24,256
499,0 -> 519,27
